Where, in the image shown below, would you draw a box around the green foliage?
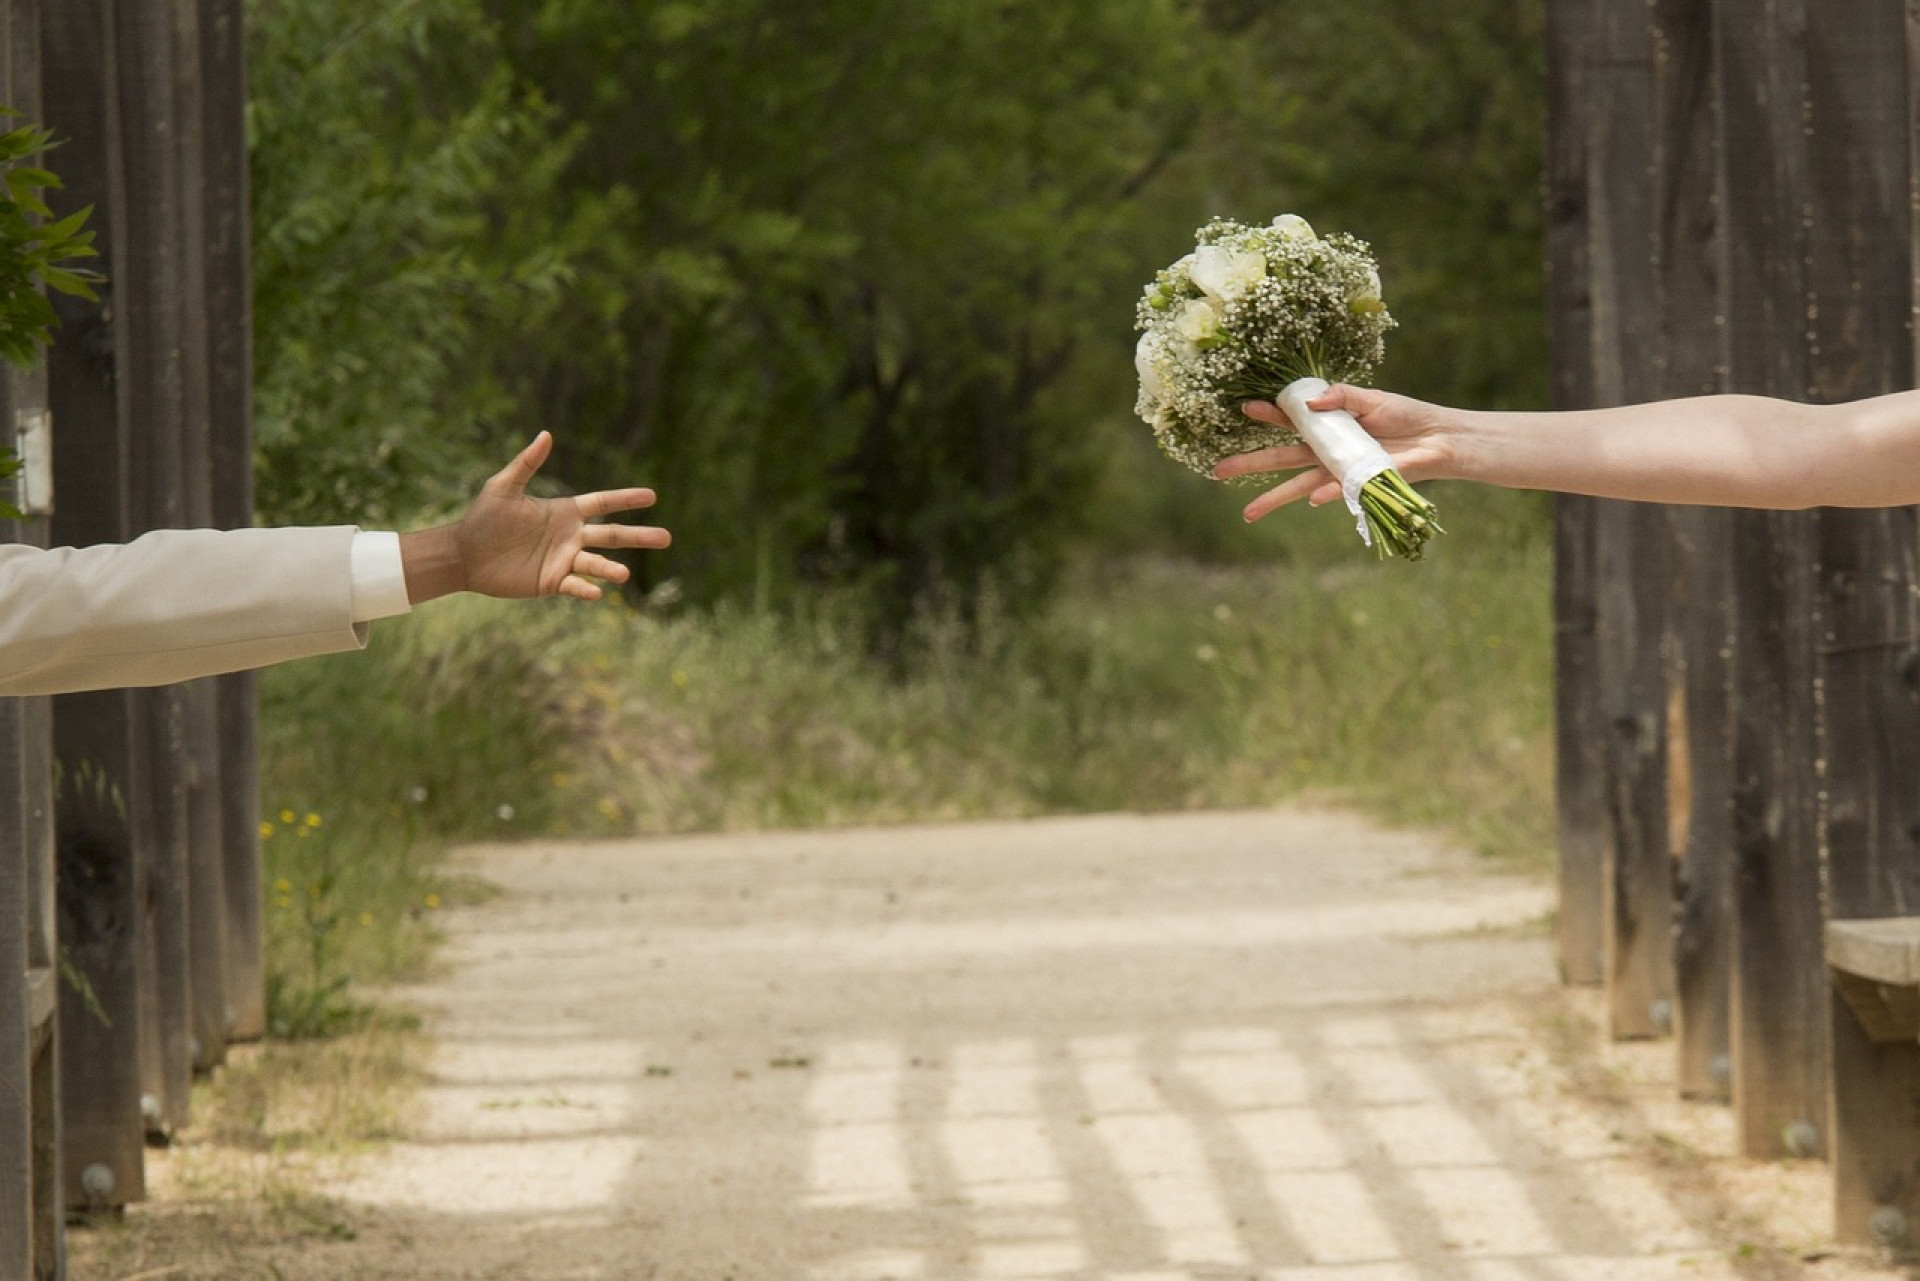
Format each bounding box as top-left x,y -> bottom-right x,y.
0,112 -> 99,518
255,596 -> 582,1023
0,115 -> 99,366
485,0 -> 1218,616
1199,0 -> 1550,412
258,520 -> 1552,870
260,810 -> 378,1039
258,596 -> 580,843
246,0 -> 583,525
246,0 -> 1548,593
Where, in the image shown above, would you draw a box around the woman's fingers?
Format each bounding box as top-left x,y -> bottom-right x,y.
1240,466 -> 1335,522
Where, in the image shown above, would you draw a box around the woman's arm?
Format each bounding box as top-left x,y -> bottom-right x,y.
1213,385 -> 1920,519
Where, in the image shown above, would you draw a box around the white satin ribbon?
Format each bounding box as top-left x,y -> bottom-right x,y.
1277,376 -> 1392,546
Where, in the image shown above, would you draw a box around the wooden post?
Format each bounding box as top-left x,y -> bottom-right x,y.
120,0 -> 196,1138
1648,0 -> 1733,1101
166,0 -> 229,1078
1666,500 -> 1735,1099
199,0 -> 264,1045
1588,0 -> 1676,1043
44,0 -> 149,1210
7,8 -> 66,1271
2,3 -> 68,1270
1543,0 -> 1607,989
1710,0 -> 1830,1162
0,620 -> 60,1281
0,702 -> 39,1281
1813,0 -> 1920,1245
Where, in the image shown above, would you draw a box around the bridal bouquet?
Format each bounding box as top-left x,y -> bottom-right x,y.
1133,215 -> 1441,560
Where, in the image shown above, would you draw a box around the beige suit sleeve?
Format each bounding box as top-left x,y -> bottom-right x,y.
0,525 -> 371,697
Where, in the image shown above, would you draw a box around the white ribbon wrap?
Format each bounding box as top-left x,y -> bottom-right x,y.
1276,376 -> 1393,546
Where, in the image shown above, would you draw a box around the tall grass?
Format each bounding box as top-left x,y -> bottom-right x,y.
256,486 -> 1553,1023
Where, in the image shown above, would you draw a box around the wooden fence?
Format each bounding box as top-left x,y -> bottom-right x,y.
1,2 -> 260,1277
1548,0 -> 1920,1248
6,0 -> 1920,1276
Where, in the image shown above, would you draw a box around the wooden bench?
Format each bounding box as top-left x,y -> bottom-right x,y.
1825,918 -> 1920,1248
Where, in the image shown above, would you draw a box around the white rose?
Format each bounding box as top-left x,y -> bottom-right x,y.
1348,264 -> 1385,314
1173,298 -> 1221,347
1190,245 -> 1266,304
1272,213 -> 1316,241
1134,333 -> 1168,401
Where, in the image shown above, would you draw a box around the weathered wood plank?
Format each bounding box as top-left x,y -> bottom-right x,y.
1711,0 -> 1829,1162
1667,506 -> 1733,1098
0,682 -> 39,1281
165,0 -> 229,1078
1803,0 -> 1920,1246
1828,918 -> 1920,987
43,0 -> 148,1211
1589,0 -> 1676,1043
199,0 -> 265,1045
1648,0 -> 1734,1100
1,2 -> 64,1271
118,0 -> 195,1139
1543,0 -> 1606,989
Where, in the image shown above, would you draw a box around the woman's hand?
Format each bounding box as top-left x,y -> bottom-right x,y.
1212,384 -> 1455,522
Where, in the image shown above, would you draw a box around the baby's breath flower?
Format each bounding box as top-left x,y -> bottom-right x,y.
1133,215 -> 1396,478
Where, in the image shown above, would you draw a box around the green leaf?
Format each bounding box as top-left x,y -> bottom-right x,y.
40,266 -> 99,299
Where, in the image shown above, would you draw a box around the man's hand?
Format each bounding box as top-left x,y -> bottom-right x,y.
400,432 -> 671,604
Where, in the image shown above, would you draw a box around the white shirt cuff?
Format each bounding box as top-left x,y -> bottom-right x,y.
349,530 -> 412,622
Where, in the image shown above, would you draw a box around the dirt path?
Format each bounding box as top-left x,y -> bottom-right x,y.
155,809 -> 1920,1277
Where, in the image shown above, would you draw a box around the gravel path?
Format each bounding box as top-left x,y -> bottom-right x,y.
270,808 -> 1902,1279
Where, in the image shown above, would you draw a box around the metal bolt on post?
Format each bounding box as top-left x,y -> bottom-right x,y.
1781,1120 -> 1820,1158
1871,1206 -> 1910,1247
78,1164 -> 114,1209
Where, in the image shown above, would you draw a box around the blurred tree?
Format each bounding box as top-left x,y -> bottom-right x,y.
486,0 -> 1214,615
247,0 -> 582,524
1203,0 -> 1549,412
244,0 -> 1547,595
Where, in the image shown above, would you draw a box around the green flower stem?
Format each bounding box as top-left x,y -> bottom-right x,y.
1355,469 -> 1443,562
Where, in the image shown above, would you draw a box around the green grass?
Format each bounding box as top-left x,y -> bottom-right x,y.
254,486 -> 1554,1026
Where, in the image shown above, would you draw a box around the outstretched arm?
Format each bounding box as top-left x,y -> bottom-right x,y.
0,433 -> 670,697
399,431 -> 671,604
1213,384 -> 1920,519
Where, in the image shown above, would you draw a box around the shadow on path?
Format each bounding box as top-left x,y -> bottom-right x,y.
296,809 -> 1892,1280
